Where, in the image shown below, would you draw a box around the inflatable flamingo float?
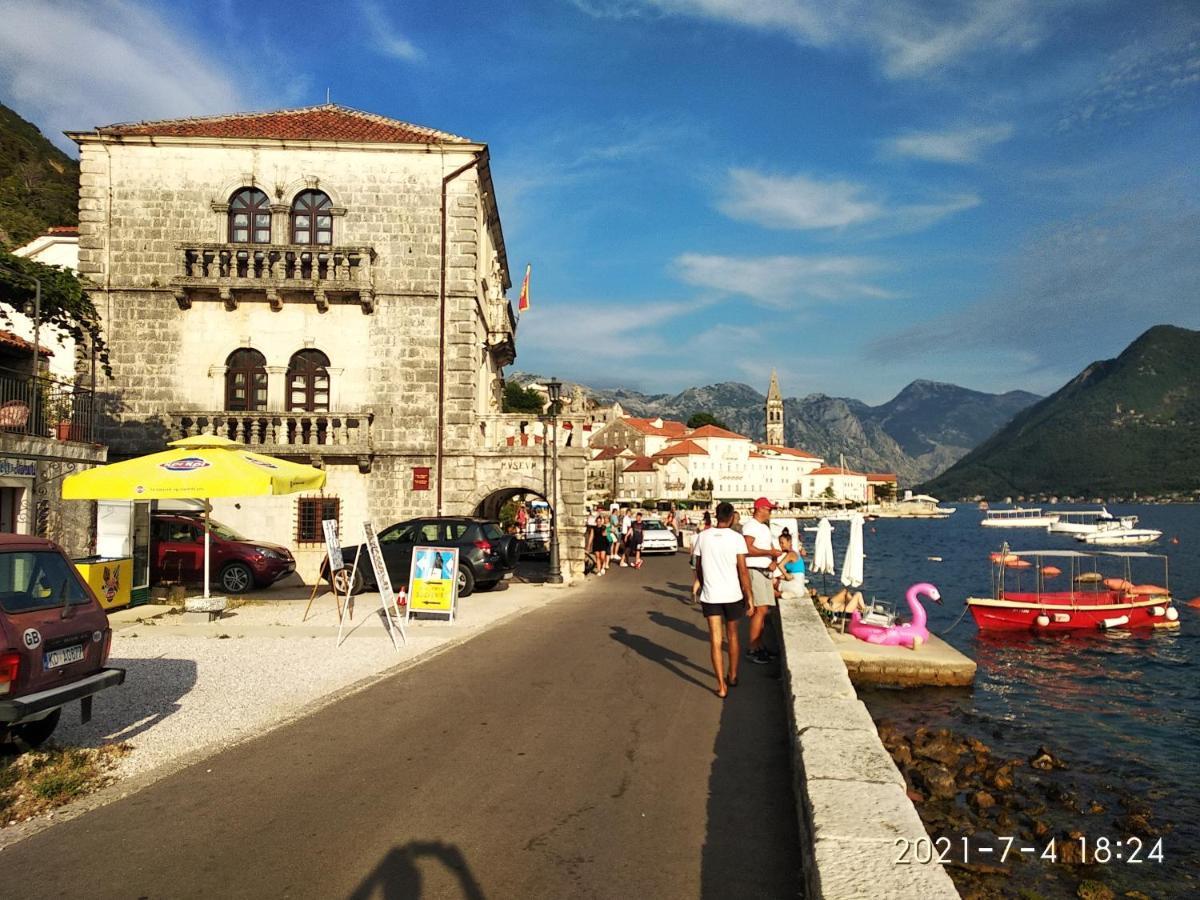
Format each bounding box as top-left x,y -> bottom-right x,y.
849,582 -> 942,649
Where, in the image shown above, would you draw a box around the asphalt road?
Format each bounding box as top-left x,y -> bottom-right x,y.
6,554 -> 803,899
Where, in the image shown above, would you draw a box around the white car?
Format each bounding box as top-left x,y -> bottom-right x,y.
639,519 -> 679,554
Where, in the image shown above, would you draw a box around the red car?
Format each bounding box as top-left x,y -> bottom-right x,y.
151,513 -> 296,594
0,533 -> 125,748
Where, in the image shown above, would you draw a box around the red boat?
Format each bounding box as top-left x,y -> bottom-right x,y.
967,546 -> 1180,633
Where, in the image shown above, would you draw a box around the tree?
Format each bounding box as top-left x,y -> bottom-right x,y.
502,381 -> 544,414
691,478 -> 700,491
687,412 -> 728,430
821,484 -> 836,500
0,250 -> 111,376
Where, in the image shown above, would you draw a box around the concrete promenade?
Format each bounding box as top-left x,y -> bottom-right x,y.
2,556 -> 801,898
777,592 -> 960,898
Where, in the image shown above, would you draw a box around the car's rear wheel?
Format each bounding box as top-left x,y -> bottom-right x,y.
220,562 -> 253,594
330,565 -> 365,595
10,708 -> 61,750
457,565 -> 476,598
500,535 -> 521,568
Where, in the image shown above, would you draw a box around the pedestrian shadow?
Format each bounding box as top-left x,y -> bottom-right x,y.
646,609 -> 709,643
52,656 -> 198,747
347,841 -> 485,900
642,585 -> 690,604
700,617 -> 804,899
608,625 -> 712,692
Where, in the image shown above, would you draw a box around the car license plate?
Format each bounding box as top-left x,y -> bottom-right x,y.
44,644 -> 85,670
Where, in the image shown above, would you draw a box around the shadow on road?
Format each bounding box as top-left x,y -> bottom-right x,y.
646,609 -> 709,643
642,585 -> 691,604
53,656 -> 198,746
700,617 -> 804,899
347,841 -> 486,900
609,625 -> 712,692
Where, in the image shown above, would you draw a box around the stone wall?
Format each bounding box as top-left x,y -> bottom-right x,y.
777,593 -> 960,899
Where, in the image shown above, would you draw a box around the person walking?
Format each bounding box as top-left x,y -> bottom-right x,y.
592,512 -> 610,574
692,501 -> 753,698
630,511 -> 645,568
742,498 -> 782,664
690,509 -> 713,604
620,507 -> 634,566
607,513 -> 620,566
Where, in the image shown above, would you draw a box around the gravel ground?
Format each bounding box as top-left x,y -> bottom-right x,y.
52,582 -> 558,780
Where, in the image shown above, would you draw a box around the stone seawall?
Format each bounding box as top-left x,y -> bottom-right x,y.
777,593 -> 960,898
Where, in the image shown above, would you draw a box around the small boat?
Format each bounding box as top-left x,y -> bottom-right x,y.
966,545 -> 1179,632
1047,507 -> 1132,535
1075,516 -> 1162,545
981,507 -> 1061,528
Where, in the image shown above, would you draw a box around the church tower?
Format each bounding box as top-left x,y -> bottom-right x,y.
765,369 -> 785,446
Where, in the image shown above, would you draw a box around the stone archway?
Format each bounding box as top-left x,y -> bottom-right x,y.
474,486 -> 546,521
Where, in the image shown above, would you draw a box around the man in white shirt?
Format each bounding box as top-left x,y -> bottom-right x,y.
742,497 -> 783,664
620,509 -> 634,566
693,501 -> 753,698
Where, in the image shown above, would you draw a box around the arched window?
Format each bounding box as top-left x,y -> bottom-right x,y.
228,188 -> 271,244
225,348 -> 267,411
287,349 -> 331,412
290,190 -> 333,246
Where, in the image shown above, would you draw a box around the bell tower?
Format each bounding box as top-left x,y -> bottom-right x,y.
766,369 -> 785,446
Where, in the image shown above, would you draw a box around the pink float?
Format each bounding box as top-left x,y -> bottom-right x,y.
848,582 -> 942,649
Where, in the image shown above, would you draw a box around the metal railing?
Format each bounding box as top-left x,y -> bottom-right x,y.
170,410 -> 373,452
0,366 -> 95,443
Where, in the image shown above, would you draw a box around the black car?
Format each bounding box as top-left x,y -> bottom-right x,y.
329,517 -> 520,598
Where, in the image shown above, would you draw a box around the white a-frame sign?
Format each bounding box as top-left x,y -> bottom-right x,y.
337,521 -> 406,648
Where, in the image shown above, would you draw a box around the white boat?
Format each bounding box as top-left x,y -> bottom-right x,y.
1047,508 -> 1134,535
981,507 -> 1061,528
1078,518 -> 1162,545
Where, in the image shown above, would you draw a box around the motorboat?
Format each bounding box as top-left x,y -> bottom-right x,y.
981,507 -> 1061,528
1047,508 -> 1132,535
1079,521 -> 1163,545
966,545 -> 1179,632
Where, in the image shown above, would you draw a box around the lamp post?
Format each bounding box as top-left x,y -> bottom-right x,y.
545,378 -> 564,584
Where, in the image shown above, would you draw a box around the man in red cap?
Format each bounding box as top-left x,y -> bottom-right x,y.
743,497 -> 783,664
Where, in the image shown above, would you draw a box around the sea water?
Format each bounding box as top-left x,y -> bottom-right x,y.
836,504 -> 1199,897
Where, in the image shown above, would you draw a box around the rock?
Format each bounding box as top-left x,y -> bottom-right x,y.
907,788 -> 926,804
966,736 -> 990,755
995,810 -> 1016,832
1029,745 -> 1066,771
1059,831 -> 1087,865
1033,819 -> 1050,839
1088,800 -> 1105,814
916,764 -> 959,800
917,735 -> 966,767
991,763 -> 1016,792
970,790 -> 997,810
892,743 -> 913,767
877,721 -> 904,748
1076,879 -> 1116,900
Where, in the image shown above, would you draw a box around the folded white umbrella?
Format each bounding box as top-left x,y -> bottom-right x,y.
811,518 -> 835,575
840,514 -> 865,588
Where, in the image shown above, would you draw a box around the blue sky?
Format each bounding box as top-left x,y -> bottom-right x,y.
1,0 -> 1197,403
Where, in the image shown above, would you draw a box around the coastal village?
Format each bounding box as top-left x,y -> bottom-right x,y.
0,5 -> 1197,899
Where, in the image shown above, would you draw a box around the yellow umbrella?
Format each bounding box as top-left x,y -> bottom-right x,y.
63,435 -> 326,597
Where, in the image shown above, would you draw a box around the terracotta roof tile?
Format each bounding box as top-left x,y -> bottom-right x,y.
866,473 -> 898,482
810,466 -> 866,477
688,424 -> 748,440
623,456 -> 658,473
0,330 -> 53,358
756,443 -> 820,460
47,226 -> 79,236
653,440 -> 708,458
89,104 -> 471,145
622,416 -> 689,437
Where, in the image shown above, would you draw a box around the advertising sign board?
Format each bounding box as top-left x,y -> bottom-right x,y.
407,546 -> 458,621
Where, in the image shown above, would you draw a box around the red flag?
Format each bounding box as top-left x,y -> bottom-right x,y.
518,264 -> 531,313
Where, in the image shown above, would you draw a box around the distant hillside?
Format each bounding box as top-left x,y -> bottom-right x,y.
922,325 -> 1200,498
0,103 -> 78,249
512,374 -> 1039,484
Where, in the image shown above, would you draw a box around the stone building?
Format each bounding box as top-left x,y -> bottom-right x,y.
69,104 -> 585,581
765,368 -> 784,446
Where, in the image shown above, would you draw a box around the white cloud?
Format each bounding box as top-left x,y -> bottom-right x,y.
518,298 -> 700,362
572,0 -> 1059,78
885,123 -> 1014,163
719,169 -> 881,229
717,168 -> 980,234
674,253 -> 894,306
360,1 -> 424,62
0,0 -> 249,151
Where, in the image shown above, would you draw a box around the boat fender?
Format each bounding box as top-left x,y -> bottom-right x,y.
1166,607 -> 1179,622
1151,606 -> 1165,617
1053,613 -> 1071,623
1036,615 -> 1050,627
1100,615 -> 1130,630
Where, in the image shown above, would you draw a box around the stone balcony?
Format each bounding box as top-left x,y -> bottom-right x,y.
169,410 -> 375,470
171,242 -> 376,312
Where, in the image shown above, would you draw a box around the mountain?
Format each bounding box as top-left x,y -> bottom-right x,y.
0,103 -> 79,249
922,325 -> 1200,498
512,374 -> 1040,484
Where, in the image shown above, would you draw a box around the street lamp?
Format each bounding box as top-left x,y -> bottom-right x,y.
545,378 -> 564,584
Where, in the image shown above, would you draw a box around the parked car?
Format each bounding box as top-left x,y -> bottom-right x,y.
640,519 -> 680,554
330,517 -> 520,598
151,513 -> 296,594
0,534 -> 125,748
